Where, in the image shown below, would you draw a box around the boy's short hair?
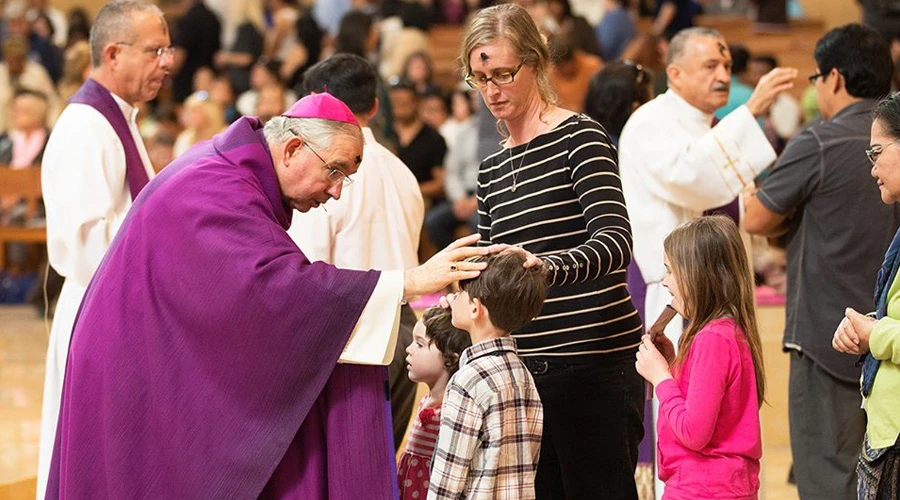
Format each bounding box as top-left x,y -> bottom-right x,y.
459,252 -> 547,334
422,306 -> 472,375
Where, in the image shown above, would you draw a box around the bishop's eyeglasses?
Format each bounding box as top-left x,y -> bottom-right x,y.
288,128 -> 353,187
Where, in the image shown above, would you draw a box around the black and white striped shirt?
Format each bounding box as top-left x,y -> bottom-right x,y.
477,114 -> 642,361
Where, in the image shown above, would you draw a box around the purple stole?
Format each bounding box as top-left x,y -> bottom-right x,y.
68,78 -> 149,199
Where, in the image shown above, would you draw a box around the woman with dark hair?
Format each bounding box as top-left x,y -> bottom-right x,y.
621,33 -> 668,96
402,51 -> 439,96
584,61 -> 652,145
333,10 -> 396,142
546,0 -> 600,56
287,6 -> 324,86
262,0 -> 299,63
335,10 -> 377,59
213,0 -> 265,95
833,91 -> 900,499
64,8 -> 91,48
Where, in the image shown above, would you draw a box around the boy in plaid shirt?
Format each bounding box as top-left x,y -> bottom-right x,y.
428,252 -> 547,499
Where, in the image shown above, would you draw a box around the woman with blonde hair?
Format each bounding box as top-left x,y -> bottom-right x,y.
173,91 -> 225,157
460,4 -> 644,498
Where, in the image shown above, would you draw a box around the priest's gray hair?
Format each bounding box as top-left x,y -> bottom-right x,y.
668,27 -> 724,65
91,0 -> 164,68
263,116 -> 363,151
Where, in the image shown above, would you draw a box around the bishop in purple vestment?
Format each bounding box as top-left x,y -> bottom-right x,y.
45,93 -> 496,499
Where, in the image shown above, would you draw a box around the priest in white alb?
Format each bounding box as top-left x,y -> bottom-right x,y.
36,2 -> 172,498
619,26 -> 797,346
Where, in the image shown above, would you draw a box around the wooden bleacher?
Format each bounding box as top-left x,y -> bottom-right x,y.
427,15 -> 825,99
429,24 -> 467,91
0,167 -> 45,269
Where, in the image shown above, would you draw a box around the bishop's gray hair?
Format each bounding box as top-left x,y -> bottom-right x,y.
90,0 -> 164,68
263,116 -> 362,152
667,27 -> 724,65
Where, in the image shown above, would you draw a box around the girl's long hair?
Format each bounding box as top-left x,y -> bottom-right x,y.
664,215 -> 766,407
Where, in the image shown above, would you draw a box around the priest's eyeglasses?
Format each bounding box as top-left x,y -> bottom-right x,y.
116,42 -> 175,60
465,62 -> 525,90
289,129 -> 353,186
866,140 -> 900,165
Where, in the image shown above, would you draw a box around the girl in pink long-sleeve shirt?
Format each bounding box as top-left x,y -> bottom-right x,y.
636,215 -> 766,500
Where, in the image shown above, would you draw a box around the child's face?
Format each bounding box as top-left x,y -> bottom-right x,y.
662,253 -> 685,316
448,290 -> 472,331
405,321 -> 447,387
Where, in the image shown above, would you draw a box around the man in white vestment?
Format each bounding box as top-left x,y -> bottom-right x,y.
36,2 -> 172,498
619,26 -> 796,344
288,53 -> 426,449
617,27 -> 796,497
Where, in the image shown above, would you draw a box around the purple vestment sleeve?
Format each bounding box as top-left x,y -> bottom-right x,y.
68,78 -> 150,199
46,117 -> 389,499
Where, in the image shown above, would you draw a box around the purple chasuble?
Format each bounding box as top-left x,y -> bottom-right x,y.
68,78 -> 150,199
46,117 -> 396,499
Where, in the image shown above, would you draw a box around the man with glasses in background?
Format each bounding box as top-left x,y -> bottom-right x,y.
37,2 -> 174,498
744,24 -> 900,499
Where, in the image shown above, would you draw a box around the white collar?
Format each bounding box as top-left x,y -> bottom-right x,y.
361,126 -> 376,146
109,91 -> 139,124
665,88 -> 714,126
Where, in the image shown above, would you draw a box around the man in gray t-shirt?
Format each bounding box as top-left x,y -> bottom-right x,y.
743,24 -> 900,500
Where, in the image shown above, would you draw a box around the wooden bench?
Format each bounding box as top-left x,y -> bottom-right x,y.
0,167 -> 46,269
428,24 -> 465,91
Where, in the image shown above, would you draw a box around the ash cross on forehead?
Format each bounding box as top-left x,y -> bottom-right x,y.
717,41 -> 727,56
480,52 -> 489,62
